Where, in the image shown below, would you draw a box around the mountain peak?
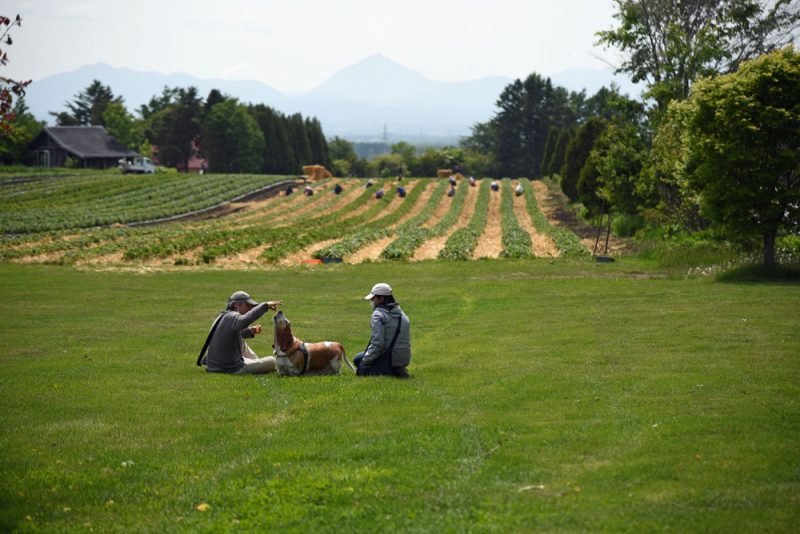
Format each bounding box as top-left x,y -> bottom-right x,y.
310,54 -> 429,102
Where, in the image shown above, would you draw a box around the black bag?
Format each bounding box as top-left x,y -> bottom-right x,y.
357,316 -> 401,377
196,312 -> 225,366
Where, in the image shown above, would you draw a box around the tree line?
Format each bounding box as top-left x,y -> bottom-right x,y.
2,81 -> 330,174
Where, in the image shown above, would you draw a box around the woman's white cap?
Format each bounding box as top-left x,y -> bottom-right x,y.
364,283 -> 393,300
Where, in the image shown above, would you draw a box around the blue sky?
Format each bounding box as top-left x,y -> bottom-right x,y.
5,0 -> 623,90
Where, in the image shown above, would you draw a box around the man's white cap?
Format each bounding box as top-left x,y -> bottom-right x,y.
364,283 -> 393,300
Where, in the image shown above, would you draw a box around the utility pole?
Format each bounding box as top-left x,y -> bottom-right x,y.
382,123 -> 388,144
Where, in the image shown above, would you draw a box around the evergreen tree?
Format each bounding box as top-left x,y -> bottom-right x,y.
286,113 -> 311,173
495,79 -> 526,177
305,117 -> 329,168
548,128 -> 571,177
560,117 -> 607,202
51,80 -> 122,126
144,86 -> 202,171
540,126 -> 559,177
273,114 -> 295,174
204,99 -> 264,173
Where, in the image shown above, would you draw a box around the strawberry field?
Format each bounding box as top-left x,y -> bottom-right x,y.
0,171 -> 591,266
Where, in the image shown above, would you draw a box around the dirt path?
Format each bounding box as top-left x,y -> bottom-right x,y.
531,180 -> 597,252
412,184 -> 480,261
421,189 -> 454,229
342,181 -> 434,264
236,180 -> 340,225
273,184 -> 397,265
389,181 -> 436,228
531,180 -> 633,255
346,234 -> 396,264
512,182 -> 558,257
272,184 -> 366,228
362,181 -> 419,225
473,187 -> 503,259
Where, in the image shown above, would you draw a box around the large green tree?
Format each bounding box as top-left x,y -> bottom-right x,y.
546,128 -> 572,177
305,117 -> 329,169
597,0 -> 800,114
286,113 -> 311,173
465,73 -> 581,178
682,47 -> 800,266
580,122 -> 651,217
494,74 -> 578,177
203,99 -> 264,173
145,87 -> 202,171
103,101 -> 144,153
248,103 -> 288,173
560,117 -> 607,202
642,102 -> 709,231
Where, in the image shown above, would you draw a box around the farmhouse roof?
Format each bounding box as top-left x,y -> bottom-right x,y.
38,126 -> 139,159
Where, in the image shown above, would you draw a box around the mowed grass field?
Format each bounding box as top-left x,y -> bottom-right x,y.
1,259 -> 798,532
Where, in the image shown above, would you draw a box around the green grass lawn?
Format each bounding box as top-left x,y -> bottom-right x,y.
1,259 -> 798,532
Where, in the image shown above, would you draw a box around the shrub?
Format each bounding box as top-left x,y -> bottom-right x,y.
613,213 -> 645,237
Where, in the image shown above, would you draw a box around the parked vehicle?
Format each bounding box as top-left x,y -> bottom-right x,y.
119,157 -> 155,174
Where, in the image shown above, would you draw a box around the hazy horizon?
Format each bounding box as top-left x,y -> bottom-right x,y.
4,0 -> 625,92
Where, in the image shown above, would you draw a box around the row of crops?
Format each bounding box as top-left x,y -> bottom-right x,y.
0,173 -> 588,265
0,171 -> 289,233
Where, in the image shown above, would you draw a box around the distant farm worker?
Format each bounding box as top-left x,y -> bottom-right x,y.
515,183 -> 524,196
448,175 -> 457,186
304,185 -> 314,196
469,176 -> 477,187
397,186 -> 407,198
334,183 -> 343,195
375,189 -> 385,199
365,179 -> 374,188
354,283 -> 411,378
490,179 -> 499,192
285,185 -> 294,196
199,291 -> 283,374
447,185 -> 456,197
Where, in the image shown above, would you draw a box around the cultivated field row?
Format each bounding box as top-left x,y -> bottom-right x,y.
0,176 -> 589,266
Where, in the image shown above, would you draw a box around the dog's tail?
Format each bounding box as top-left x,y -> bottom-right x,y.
341,346 -> 356,372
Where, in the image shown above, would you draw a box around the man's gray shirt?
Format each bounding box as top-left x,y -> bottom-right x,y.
363,304 -> 411,366
205,303 -> 269,373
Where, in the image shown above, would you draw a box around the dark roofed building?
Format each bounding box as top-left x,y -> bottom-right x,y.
29,126 -> 139,169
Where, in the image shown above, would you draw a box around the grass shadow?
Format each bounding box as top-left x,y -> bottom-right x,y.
716,263 -> 800,284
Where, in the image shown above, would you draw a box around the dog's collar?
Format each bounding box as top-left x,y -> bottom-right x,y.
275,338 -> 301,357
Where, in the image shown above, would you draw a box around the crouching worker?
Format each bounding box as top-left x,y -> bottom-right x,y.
354,283 -> 411,378
199,291 -> 283,374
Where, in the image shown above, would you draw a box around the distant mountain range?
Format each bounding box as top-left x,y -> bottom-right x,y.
23,55 -> 643,144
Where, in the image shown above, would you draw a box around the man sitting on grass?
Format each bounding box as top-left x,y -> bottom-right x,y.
203,291 -> 283,374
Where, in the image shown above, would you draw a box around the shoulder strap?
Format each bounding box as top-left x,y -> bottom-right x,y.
197,312 -> 225,366
362,316 -> 403,355
387,316 -> 402,352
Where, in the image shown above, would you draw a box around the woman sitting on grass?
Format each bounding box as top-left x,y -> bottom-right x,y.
354,283 -> 411,378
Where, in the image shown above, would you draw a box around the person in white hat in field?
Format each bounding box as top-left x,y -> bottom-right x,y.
354,283 -> 412,378
200,291 -> 283,374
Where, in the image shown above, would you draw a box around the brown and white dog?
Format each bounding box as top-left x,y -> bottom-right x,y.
272,310 -> 354,376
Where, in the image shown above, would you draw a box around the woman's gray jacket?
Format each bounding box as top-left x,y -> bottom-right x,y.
363,304 -> 411,367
